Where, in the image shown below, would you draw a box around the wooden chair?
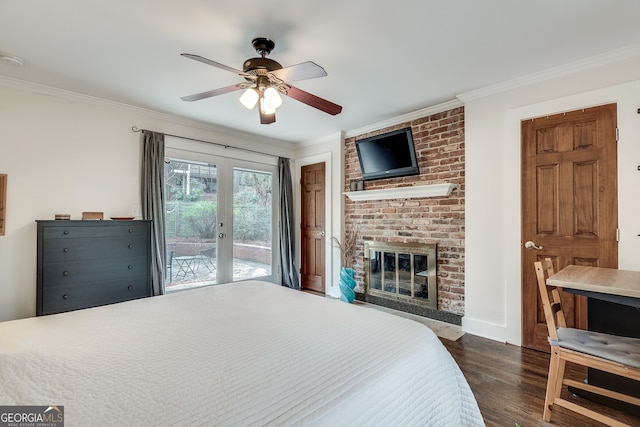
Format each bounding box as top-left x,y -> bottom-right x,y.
534,258 -> 640,426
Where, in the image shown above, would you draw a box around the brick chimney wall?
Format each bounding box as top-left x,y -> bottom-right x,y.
344,106 -> 465,315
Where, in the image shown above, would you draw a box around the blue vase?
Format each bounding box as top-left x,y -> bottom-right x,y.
339,267 -> 356,303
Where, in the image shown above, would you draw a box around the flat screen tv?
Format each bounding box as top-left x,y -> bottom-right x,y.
355,127 -> 419,181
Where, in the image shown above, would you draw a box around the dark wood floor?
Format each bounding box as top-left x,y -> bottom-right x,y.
441,334 -> 640,426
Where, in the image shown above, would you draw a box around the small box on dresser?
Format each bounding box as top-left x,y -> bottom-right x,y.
36,220 -> 153,315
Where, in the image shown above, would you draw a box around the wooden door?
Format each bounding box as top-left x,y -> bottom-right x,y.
521,104 -> 618,352
300,163 -> 326,293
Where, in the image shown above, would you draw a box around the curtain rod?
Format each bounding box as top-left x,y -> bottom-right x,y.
131,126 -> 281,159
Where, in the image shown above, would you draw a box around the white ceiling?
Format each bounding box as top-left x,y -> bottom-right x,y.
1,0 -> 639,143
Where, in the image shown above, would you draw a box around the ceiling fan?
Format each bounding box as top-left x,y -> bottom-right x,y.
181,37 -> 342,124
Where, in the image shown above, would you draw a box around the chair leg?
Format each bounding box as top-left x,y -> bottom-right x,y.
553,356 -> 566,402
543,348 -> 561,421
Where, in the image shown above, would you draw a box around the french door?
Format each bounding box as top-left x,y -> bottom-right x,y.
164,154 -> 277,290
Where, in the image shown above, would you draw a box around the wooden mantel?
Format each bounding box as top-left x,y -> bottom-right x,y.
344,183 -> 457,201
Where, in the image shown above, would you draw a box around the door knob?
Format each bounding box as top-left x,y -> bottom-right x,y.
524,241 -> 543,250
218,233 -> 225,238
317,231 -> 325,238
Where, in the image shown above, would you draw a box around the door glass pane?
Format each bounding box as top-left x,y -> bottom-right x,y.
398,253 -> 412,296
369,249 -> 382,291
164,159 -> 218,291
232,168 -> 272,280
383,252 -> 396,293
414,254 -> 429,299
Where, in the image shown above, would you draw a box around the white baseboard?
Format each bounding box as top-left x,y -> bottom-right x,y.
461,316 -> 507,343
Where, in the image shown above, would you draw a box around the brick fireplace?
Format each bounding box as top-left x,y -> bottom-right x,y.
344,106 -> 465,323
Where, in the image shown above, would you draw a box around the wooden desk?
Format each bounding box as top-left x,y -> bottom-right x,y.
548,265 -> 640,308
548,265 -> 640,415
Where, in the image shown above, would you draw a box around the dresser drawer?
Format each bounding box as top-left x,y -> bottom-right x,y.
42,236 -> 148,262
41,223 -> 147,239
41,256 -> 149,286
40,278 -> 150,315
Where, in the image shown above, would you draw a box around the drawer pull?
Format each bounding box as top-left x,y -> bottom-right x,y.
128,229 -> 133,233
62,271 -> 69,276
128,244 -> 133,249
63,248 -> 69,253
63,230 -> 69,235
128,265 -> 133,269
127,285 -> 133,290
62,294 -> 69,299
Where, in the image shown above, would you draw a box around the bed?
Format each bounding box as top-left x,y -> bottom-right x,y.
0,281 -> 484,426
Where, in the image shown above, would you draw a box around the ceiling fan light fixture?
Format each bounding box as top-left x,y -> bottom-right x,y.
263,86 -> 282,111
260,99 -> 276,115
239,87 -> 259,109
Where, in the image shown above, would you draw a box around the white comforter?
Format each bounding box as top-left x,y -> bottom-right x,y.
0,281 -> 483,426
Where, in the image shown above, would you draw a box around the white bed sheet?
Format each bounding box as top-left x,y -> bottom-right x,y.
0,281 -> 483,426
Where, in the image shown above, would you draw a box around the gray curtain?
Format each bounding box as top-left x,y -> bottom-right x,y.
279,157 -> 300,289
141,130 -> 166,296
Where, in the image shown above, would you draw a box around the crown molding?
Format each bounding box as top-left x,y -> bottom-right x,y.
0,75 -> 295,150
344,99 -> 464,139
299,131 -> 344,147
457,44 -> 640,103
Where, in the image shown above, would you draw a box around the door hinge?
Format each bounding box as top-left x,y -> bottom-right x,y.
616,228 -> 620,242
616,127 -> 619,141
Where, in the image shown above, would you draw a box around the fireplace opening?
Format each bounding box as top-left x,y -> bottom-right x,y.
364,241 -> 437,310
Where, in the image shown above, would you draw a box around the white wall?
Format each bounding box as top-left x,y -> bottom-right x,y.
463,55 -> 640,344
0,80 -> 294,322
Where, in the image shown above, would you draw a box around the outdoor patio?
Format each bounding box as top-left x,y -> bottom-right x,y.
166,256 -> 271,291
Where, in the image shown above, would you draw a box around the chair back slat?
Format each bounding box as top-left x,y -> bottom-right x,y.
534,258 -> 566,341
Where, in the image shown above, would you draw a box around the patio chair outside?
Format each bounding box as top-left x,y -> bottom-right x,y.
197,246 -> 216,272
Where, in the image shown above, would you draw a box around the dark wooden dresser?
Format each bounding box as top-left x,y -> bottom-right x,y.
36,220 -> 153,315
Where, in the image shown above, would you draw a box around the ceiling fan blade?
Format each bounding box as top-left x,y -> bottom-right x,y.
259,110 -> 276,124
285,85 -> 342,115
181,84 -> 242,102
181,53 -> 249,76
268,61 -> 327,83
